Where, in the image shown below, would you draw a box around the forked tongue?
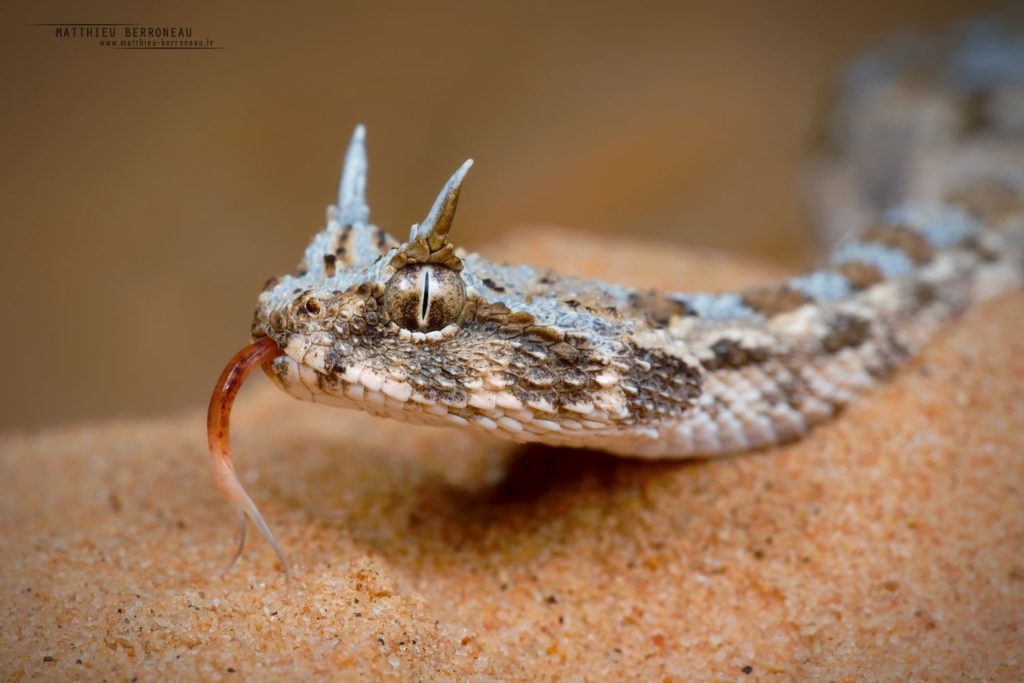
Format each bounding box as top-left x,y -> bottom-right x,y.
207,337 -> 290,584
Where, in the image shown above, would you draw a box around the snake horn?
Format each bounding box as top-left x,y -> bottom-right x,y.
337,124 -> 369,225
415,159 -> 473,249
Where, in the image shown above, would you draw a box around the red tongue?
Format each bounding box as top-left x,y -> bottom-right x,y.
207,337 -> 290,583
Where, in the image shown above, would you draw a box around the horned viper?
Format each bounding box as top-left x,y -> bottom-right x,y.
208,18 -> 1024,580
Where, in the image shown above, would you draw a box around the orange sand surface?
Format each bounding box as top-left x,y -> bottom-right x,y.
2,230 -> 1023,681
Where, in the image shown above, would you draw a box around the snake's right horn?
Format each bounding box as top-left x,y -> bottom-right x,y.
415,159 -> 473,249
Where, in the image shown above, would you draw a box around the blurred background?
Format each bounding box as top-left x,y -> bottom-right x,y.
0,0 -> 990,430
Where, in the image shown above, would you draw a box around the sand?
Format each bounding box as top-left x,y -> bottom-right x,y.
2,229 -> 1023,681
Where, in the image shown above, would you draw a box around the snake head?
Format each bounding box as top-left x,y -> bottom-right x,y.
250,126 -> 699,443
220,127 -> 705,579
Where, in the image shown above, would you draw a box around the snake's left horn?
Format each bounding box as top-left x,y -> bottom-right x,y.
337,124 -> 369,225
416,159 -> 473,248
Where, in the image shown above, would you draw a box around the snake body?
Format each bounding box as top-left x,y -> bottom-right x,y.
211,18 -> 1024,577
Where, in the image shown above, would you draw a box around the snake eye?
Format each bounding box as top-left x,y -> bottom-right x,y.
384,264 -> 466,331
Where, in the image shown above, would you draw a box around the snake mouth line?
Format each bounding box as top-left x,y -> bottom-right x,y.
207,336 -> 290,584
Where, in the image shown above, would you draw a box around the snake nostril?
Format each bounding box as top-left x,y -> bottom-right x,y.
304,297 -> 322,315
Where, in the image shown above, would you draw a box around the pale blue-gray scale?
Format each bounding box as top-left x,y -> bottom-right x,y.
459,259 -> 535,303
829,241 -> 915,278
948,17 -> 1024,90
882,202 -> 981,248
300,223 -> 338,279
263,228 -> 400,312
788,270 -> 852,303
839,33 -> 931,102
350,223 -> 388,267
677,292 -> 759,320
460,255 -> 633,333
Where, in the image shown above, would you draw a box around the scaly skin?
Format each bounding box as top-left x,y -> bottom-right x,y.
211,18 -> 1024,579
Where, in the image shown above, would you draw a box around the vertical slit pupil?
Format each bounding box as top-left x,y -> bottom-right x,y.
420,269 -> 431,325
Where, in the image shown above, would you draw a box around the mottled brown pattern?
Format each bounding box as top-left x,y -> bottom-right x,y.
504,336 -> 608,413
834,260 -> 884,290
757,358 -> 811,412
620,344 -> 702,421
322,252 -> 338,277
334,224 -> 355,265
945,180 -> 1024,225
960,90 -> 985,133
741,284 -> 810,316
703,338 -> 771,370
375,226 -> 398,251
958,236 -> 1000,263
481,277 -> 506,292
390,234 -> 463,271
627,289 -> 692,327
821,313 -> 872,354
861,223 -> 935,265
912,281 -> 938,306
